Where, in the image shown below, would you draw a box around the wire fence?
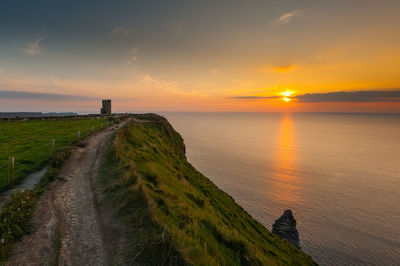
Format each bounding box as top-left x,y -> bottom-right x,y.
0,116 -> 122,190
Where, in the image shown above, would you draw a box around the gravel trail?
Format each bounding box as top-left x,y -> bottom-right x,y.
7,120 -> 129,266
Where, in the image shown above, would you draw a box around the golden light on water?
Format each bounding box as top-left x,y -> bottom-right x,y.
283,97 -> 291,102
270,114 -> 302,205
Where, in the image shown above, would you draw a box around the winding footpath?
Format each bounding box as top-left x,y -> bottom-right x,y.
7,120 -> 130,266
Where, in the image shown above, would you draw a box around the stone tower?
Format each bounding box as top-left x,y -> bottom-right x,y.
100,99 -> 111,115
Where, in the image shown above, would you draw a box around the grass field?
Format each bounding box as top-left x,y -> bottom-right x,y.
0,117 -> 107,192
98,114 -> 316,265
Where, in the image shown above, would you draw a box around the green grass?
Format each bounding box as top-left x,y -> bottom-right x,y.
98,114 -> 317,265
0,118 -> 107,191
0,145 -> 72,263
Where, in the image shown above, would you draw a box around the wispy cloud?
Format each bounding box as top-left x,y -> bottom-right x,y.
0,68 -> 180,100
22,37 -> 44,55
113,26 -> 134,36
270,65 -> 296,73
275,10 -> 304,25
130,47 -> 138,54
0,90 -> 98,101
295,90 -> 400,102
230,90 -> 400,102
128,47 -> 139,64
142,73 -> 176,88
230,96 -> 279,99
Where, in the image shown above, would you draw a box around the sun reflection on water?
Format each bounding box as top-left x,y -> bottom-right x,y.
270,114 -> 302,206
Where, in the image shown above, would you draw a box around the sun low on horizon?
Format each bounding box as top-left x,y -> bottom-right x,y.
280,90 -> 295,102
0,0 -> 400,113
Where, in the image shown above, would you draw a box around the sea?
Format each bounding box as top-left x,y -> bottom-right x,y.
163,112 -> 400,265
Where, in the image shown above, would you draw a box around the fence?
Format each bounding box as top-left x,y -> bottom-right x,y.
0,117 -> 120,190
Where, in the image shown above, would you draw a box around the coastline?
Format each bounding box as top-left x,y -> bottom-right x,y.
96,113 -> 317,265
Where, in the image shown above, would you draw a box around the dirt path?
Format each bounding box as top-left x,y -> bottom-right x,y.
7,120 -> 130,266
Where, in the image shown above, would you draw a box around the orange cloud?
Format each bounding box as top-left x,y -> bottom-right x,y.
270,65 -> 296,73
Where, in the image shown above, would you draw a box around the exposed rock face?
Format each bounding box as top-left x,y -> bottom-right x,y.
272,209 -> 300,249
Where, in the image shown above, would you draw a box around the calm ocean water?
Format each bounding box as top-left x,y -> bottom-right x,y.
163,112 -> 400,265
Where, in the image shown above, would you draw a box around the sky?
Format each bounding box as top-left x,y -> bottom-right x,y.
1,0 -> 400,113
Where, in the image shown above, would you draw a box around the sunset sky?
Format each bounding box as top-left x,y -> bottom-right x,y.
1,0 -> 400,113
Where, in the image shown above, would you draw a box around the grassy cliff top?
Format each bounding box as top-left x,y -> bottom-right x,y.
0,118 -> 108,191
98,114 -> 316,265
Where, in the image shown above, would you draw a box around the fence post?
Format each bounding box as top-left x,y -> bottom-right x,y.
8,156 -> 14,187
91,126 -> 94,133
77,130 -> 80,138
51,138 -> 55,156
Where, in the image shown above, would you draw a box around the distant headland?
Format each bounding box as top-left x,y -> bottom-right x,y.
0,112 -> 78,119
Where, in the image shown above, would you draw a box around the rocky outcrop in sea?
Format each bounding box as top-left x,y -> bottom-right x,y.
272,209 -> 300,249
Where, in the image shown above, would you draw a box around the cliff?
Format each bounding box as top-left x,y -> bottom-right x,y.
97,114 -> 316,265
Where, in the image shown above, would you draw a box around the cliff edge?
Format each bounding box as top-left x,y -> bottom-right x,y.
96,113 -> 317,265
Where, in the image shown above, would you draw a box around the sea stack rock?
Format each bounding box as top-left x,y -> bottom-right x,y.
272,209 -> 300,249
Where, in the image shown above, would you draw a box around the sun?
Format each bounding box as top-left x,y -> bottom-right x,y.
280,90 -> 294,102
